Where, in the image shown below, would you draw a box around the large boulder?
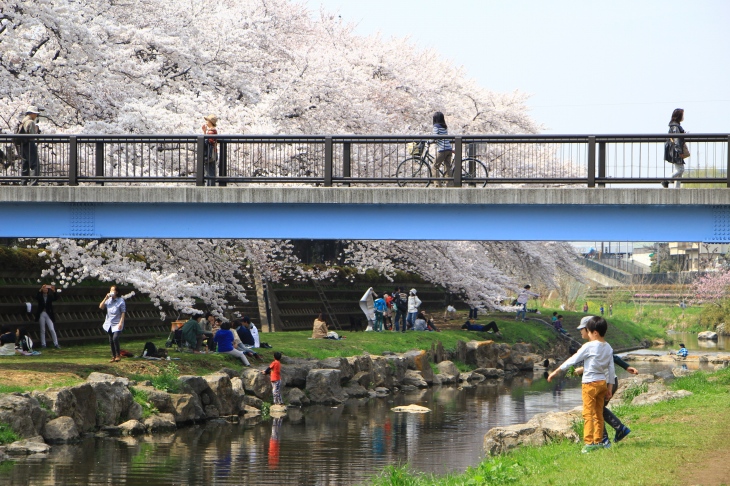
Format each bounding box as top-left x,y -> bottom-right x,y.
284,387 -> 309,406
472,368 -> 505,379
632,389 -> 693,406
0,394 -> 48,438
465,341 -> 500,368
32,383 -> 97,433
132,385 -> 174,415
504,344 -> 535,371
402,370 -> 428,389
352,371 -> 372,389
305,369 -> 346,405
436,361 -> 460,384
5,436 -> 51,455
317,357 -> 354,383
483,409 -> 581,456
87,372 -> 130,386
241,368 -> 273,401
42,416 -> 80,444
118,419 -> 146,436
342,382 -> 370,398
698,331 -> 719,341
179,375 -> 221,415
204,373 -> 236,416
370,356 -> 396,388
403,350 -> 433,384
169,393 -> 203,423
88,378 -> 136,427
347,354 -> 372,374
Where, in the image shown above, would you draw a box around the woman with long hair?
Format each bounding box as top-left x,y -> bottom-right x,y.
663,108 -> 687,188
100,285 -> 126,362
432,112 -> 453,184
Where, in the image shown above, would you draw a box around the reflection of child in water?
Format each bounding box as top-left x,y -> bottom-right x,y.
268,417 -> 283,469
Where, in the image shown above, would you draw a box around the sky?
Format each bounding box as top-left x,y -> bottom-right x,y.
311,0 -> 729,134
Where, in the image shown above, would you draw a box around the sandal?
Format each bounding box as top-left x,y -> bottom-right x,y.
109,357 -> 117,363
113,356 -> 121,362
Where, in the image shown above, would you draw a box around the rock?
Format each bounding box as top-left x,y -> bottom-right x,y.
317,357 -> 354,383
391,404 -> 430,413
467,372 -> 486,383
281,363 -> 315,389
436,361 -> 460,381
99,425 -> 122,437
284,387 -> 309,406
672,367 -> 698,378
698,331 -> 718,341
352,371 -> 372,389
144,413 -> 177,433
305,369 -> 346,405
347,355 -> 372,374
169,394 -> 203,423
716,323 -> 729,336
0,394 -> 47,438
374,387 -> 390,397
178,375 -> 209,396
203,373 -> 236,416
88,379 -> 135,427
5,437 -> 51,455
431,374 -> 443,386
400,385 -> 418,392
511,343 -> 534,354
87,372 -> 130,386
270,404 -> 287,418
133,385 -> 174,415
483,409 -> 581,456
242,405 -> 261,417
632,389 -> 693,406
342,382 -> 370,398
42,416 -> 80,444
32,383 -> 97,433
204,405 -> 220,418
118,420 -> 146,436
217,368 -> 239,380
241,368 -> 273,401
402,350 -> 434,384
242,395 -> 264,410
402,370 -> 428,388
385,355 -> 409,384
472,368 -> 505,379
370,356 -> 396,388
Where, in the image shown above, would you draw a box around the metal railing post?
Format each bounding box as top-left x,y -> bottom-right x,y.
196,136 -> 205,186
342,142 -> 351,187
453,136 -> 462,187
726,136 -> 730,188
587,136 -> 596,188
219,141 -> 227,187
69,136 -> 78,186
324,137 -> 333,187
95,141 -> 104,186
598,141 -> 606,188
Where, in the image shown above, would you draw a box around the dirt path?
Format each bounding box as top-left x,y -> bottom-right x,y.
681,448 -> 730,486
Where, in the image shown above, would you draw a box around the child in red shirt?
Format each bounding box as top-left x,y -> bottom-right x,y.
264,351 -> 283,405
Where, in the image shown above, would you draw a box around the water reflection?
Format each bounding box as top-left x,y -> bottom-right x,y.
1,365 -> 666,486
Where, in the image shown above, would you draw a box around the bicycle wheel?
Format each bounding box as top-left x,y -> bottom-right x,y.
460,158 -> 489,187
396,157 -> 432,187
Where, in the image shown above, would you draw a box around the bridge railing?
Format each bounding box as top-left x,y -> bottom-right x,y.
1,133 -> 728,187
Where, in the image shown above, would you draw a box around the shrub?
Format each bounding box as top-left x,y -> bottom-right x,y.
130,387 -> 159,420
0,423 -> 20,445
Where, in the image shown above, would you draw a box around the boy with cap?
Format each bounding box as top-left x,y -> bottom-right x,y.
548,316 -> 615,453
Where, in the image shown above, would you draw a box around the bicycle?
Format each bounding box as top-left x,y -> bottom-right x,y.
396,140 -> 489,187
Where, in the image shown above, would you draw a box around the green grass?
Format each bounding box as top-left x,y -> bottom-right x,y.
129,387 -> 159,419
0,423 -> 20,445
370,367 -> 730,485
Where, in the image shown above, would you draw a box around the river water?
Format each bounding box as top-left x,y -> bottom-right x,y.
0,361 -> 687,486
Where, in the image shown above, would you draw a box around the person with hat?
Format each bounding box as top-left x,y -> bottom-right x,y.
201,114 -> 218,186
406,288 -> 421,331
17,106 -> 43,185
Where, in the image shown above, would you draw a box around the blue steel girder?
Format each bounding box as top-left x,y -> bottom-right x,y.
1,187 -> 730,241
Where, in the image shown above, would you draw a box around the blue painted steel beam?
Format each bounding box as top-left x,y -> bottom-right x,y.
0,202 -> 728,242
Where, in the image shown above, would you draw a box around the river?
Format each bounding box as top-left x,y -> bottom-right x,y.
0,358 -> 690,486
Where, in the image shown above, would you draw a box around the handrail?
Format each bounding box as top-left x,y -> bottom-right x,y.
2,133 -> 729,187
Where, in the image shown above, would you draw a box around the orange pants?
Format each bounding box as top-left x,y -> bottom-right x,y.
581,380 -> 607,444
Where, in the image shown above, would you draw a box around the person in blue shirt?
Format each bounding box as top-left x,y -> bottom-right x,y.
677,343 -> 688,359
373,293 -> 387,332
214,321 -> 250,366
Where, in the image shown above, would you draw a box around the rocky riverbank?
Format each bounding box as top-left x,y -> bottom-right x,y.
0,339 -> 542,460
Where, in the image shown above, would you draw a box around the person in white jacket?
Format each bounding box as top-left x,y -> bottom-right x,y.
515,285 -> 539,322
406,289 -> 422,331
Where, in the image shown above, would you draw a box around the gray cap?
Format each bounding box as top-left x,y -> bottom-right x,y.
577,316 -> 594,330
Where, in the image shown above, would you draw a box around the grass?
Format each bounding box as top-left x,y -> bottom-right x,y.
369,367 -> 730,485
129,387 -> 159,420
0,423 -> 20,445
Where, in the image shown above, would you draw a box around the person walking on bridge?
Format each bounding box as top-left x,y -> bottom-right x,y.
662,108 -> 688,189
16,106 -> 42,186
202,114 -> 218,186
432,112 -> 452,185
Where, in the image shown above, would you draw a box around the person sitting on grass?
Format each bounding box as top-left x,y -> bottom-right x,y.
233,319 -> 263,362
422,311 -> 440,332
0,326 -> 17,356
413,312 -> 429,331
312,313 -> 329,339
553,315 -> 567,334
214,321 -> 250,366
181,314 -> 205,353
461,318 -> 502,337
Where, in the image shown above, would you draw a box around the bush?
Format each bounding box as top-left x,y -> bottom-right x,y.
150,363 -> 181,394
130,388 -> 159,420
0,423 -> 20,445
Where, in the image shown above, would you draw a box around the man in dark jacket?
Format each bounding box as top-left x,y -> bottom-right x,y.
181,315 -> 205,352
35,284 -> 60,348
236,317 -> 255,347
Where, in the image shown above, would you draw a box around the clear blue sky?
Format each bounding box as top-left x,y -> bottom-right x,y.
311,0 -> 729,134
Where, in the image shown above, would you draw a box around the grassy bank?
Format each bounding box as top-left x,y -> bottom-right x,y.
0,311 -> 650,394
370,367 -> 730,485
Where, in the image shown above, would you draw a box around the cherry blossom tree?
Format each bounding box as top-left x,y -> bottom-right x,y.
2,0 -> 583,313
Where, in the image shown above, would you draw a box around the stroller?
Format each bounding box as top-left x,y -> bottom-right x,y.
165,320 -> 186,350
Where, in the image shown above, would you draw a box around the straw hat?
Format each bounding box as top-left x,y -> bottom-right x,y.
204,114 -> 218,126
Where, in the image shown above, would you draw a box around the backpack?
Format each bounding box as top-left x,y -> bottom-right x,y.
395,295 -> 408,312
11,122 -> 26,155
142,341 -> 158,357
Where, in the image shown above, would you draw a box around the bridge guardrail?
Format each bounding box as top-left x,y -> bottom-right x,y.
1,133 -> 729,187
